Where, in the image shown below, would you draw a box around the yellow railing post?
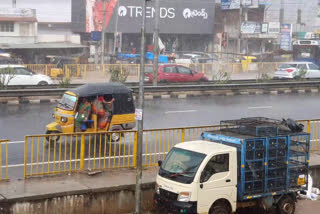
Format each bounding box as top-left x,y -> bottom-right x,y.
80,134 -> 86,170
84,64 -> 87,78
181,128 -> 185,142
24,136 -> 28,178
307,120 -> 311,133
133,131 -> 138,167
45,65 -> 48,76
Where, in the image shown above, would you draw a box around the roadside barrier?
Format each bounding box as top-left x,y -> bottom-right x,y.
16,119 -> 320,179
24,62 -> 282,79
0,139 -> 9,181
24,131 -> 137,178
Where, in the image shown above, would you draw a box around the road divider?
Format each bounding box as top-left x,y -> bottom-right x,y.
1,81 -> 320,104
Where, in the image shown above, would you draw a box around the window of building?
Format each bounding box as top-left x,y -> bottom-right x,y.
0,22 -> 14,32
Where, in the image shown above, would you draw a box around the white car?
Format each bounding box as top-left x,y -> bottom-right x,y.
0,65 -> 53,85
274,62 -> 320,79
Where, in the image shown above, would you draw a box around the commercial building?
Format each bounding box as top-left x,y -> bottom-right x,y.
0,0 -> 84,63
72,0 -> 216,56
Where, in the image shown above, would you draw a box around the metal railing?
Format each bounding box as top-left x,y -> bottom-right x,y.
0,139 -> 9,181
24,62 -> 282,79
15,119 -> 320,179
24,131 -> 137,178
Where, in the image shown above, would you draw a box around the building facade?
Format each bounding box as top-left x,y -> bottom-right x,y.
72,0 -> 216,57
0,0 -> 83,63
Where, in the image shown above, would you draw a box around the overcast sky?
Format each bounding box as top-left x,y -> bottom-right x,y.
0,0 -> 71,22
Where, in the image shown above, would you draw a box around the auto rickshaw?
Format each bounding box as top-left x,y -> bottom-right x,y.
46,83 -> 136,141
46,56 -> 80,78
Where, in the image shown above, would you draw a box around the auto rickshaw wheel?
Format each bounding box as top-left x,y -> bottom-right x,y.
110,132 -> 121,142
45,131 -> 61,142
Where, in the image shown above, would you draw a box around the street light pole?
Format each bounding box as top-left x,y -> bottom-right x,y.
135,0 -> 146,213
152,0 -> 160,86
101,0 -> 106,64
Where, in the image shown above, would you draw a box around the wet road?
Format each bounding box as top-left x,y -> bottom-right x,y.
1,93 -> 320,179
2,93 -> 320,140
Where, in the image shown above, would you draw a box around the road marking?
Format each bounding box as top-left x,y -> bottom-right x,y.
2,152 -> 168,169
248,106 -> 272,109
165,110 -> 197,114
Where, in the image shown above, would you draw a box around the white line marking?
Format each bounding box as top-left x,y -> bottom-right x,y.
165,110 -> 197,114
248,106 -> 272,109
2,152 -> 168,169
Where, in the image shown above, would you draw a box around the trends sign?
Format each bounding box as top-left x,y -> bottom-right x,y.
72,0 -> 215,34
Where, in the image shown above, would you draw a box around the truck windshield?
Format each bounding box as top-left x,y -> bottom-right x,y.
57,94 -> 77,111
159,147 -> 206,184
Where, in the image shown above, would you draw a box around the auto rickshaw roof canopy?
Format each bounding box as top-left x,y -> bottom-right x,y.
70,83 -> 132,97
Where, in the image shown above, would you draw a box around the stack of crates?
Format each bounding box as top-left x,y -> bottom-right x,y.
203,117 -> 310,200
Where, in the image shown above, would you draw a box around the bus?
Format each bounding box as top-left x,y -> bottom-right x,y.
293,40 -> 320,66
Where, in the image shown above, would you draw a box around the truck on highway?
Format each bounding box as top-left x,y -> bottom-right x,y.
154,117 -> 310,214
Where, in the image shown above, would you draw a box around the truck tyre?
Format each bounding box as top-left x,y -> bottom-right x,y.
210,205 -> 230,214
277,196 -> 295,214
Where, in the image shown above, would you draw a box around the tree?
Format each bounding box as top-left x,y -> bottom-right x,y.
0,67 -> 16,89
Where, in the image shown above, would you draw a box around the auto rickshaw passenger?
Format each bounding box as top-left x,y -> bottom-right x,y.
92,96 -> 115,129
75,98 -> 91,132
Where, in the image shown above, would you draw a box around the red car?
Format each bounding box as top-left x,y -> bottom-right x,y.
144,64 -> 208,83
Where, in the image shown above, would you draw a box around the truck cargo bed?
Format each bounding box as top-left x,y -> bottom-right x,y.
202,120 -> 310,201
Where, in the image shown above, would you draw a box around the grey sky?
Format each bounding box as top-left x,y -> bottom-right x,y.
0,0 -> 71,22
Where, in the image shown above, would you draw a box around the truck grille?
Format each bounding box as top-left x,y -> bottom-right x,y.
159,188 -> 178,201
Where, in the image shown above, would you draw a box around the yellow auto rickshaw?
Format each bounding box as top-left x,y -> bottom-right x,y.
46,83 -> 136,141
46,56 -> 80,78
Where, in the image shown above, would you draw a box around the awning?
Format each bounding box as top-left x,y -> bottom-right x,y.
0,42 -> 87,50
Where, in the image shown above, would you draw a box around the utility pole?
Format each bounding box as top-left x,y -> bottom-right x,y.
12,0 -> 16,8
135,0 -> 146,213
152,0 -> 160,86
238,6 -> 242,54
280,0 -> 284,24
101,0 -> 106,64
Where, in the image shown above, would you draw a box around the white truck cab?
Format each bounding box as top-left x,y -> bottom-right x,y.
155,140 -> 238,214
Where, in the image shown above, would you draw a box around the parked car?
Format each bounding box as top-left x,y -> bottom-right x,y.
0,65 -> 53,85
274,62 -> 320,79
144,64 -> 208,83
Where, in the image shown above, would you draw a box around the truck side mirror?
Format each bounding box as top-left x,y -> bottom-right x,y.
158,160 -> 162,167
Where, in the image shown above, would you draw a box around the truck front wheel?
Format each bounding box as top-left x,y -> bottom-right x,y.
209,204 -> 230,214
277,196 -> 295,214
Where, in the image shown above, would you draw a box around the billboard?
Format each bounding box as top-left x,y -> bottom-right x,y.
72,0 -> 215,34
221,0 -> 270,10
280,24 -> 292,51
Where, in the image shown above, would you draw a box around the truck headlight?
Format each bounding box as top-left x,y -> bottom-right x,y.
155,183 -> 160,195
61,117 -> 68,123
177,192 -> 191,202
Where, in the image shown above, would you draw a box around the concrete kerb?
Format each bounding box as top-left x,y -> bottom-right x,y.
1,87 -> 320,105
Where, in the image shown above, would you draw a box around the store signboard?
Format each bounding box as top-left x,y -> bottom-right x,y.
280,24 -> 292,51
72,0 -> 215,34
241,22 -> 261,34
268,22 -> 280,34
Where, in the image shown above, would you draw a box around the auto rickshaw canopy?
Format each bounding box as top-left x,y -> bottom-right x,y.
70,83 -> 135,115
71,83 -> 132,97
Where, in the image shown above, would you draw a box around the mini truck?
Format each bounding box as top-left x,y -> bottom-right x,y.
154,118 -> 310,214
